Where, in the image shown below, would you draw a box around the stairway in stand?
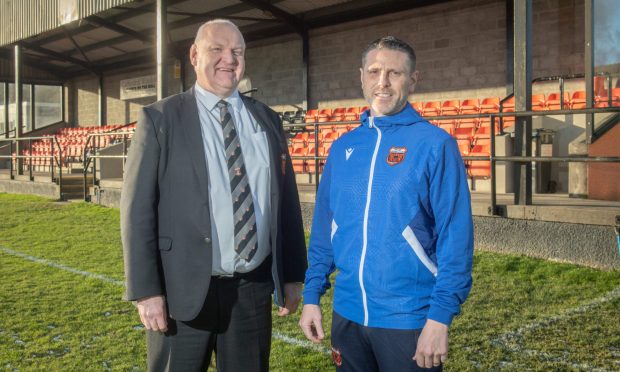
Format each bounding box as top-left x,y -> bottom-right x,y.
59,165 -> 93,201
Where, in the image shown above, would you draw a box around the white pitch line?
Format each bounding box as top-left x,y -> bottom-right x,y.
0,246 -> 327,355
0,246 -> 124,286
492,286 -> 620,371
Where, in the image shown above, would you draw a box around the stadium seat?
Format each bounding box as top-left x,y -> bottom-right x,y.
480,97 -> 500,113
570,91 -> 587,109
305,109 -> 319,123
467,142 -> 491,178
531,93 -> 546,111
546,92 -> 570,111
330,107 -> 346,122
441,100 -> 460,116
422,101 -> 441,117
317,109 -> 333,123
460,99 -> 480,115
594,88 -> 620,107
410,102 -> 423,112
343,107 -> 360,122
291,147 -> 307,173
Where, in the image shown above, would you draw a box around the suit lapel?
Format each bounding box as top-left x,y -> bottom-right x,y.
180,87 -> 209,192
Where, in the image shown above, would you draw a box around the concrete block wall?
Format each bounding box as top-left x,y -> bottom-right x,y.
245,37 -> 306,112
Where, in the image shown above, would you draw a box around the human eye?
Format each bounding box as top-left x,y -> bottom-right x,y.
367,68 -> 379,75
233,49 -> 244,57
210,46 -> 222,53
390,70 -> 402,77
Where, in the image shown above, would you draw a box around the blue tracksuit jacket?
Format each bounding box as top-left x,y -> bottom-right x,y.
303,104 -> 474,329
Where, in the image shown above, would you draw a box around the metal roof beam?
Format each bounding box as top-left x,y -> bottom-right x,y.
86,15 -> 153,44
238,0 -> 306,35
62,26 -> 91,64
19,41 -> 99,74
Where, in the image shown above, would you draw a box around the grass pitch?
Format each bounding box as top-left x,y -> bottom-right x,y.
1,193 -> 619,371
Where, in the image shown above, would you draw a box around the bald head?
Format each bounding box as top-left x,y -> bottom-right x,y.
190,19 -> 246,98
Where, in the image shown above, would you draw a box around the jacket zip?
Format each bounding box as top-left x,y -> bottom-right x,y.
359,116 -> 382,326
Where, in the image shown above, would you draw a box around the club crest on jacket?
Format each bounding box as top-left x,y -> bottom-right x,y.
387,146 -> 407,166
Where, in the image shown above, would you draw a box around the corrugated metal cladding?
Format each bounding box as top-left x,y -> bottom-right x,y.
0,0 -> 135,47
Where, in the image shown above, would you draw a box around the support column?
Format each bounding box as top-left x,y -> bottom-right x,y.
302,31 -> 309,110
156,0 -> 168,100
30,84 -> 35,131
15,44 -> 23,175
3,82 -> 8,138
512,0 -> 532,205
584,0 -> 594,144
98,75 -> 105,126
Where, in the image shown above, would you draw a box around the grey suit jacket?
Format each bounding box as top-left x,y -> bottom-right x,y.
121,87 -> 307,321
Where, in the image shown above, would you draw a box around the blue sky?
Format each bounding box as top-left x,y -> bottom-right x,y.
594,0 -> 620,67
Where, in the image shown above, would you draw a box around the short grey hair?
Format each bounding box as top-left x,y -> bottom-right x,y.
194,19 -> 244,45
362,36 -> 416,72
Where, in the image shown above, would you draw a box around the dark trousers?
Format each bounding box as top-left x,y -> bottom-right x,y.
331,312 -> 443,372
146,262 -> 274,372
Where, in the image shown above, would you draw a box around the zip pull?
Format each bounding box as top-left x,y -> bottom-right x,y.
369,116 -> 375,128
281,153 -> 287,176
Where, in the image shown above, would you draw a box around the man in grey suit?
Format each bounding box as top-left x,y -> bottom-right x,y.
121,19 -> 307,371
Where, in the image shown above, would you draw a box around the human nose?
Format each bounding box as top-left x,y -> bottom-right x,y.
378,70 -> 390,88
221,49 -> 237,64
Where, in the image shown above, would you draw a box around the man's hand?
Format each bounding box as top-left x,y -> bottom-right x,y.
137,295 -> 168,332
413,319 -> 449,368
299,304 -> 325,343
277,282 -> 302,316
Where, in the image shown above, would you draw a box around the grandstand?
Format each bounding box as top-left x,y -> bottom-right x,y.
0,0 -> 619,368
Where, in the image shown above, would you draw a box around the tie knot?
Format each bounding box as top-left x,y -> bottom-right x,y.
217,100 -> 228,110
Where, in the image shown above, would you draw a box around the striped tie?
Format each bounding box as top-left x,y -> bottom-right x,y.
217,100 -> 258,261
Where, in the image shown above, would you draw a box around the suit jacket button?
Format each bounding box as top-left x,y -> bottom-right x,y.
204,237 -> 211,244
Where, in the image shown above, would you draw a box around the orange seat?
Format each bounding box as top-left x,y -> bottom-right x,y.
343,107 -> 360,122
531,93 -> 546,111
441,100 -> 460,116
456,138 -> 472,156
317,109 -> 333,123
594,88 -> 620,108
460,99 -> 480,115
410,102 -> 423,112
305,109 -> 319,123
467,143 -> 491,178
570,91 -> 587,109
291,147 -> 307,173
330,107 -> 346,122
422,101 -> 441,117
480,97 -> 500,113
546,92 -> 570,111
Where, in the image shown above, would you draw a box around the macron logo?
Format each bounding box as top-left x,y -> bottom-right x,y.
345,148 -> 354,160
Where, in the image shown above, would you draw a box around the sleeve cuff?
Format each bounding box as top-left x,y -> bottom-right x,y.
302,291 -> 321,305
427,305 -> 455,326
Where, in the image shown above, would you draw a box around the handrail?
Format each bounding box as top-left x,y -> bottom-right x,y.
0,135 -> 63,199
82,131 -> 134,201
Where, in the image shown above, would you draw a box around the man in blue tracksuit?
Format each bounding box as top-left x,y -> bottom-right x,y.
299,36 -> 474,371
